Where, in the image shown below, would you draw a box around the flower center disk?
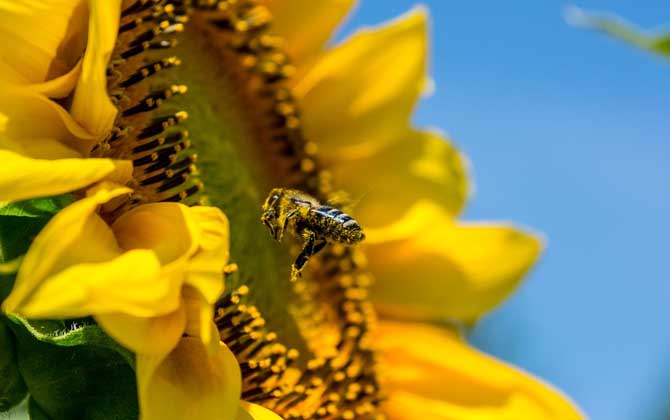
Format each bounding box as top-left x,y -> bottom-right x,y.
100,1 -> 384,418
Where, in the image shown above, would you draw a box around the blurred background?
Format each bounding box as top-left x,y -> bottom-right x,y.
339,1 -> 669,420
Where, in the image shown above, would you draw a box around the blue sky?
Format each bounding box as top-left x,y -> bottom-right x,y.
340,1 -> 670,419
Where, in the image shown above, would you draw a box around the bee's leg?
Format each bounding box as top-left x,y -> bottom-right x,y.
291,229 -> 317,282
278,209 -> 298,242
313,240 -> 328,256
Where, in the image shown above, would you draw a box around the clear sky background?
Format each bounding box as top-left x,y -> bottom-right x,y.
339,2 -> 670,420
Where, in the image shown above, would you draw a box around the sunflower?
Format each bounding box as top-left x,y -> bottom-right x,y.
0,1 -> 584,420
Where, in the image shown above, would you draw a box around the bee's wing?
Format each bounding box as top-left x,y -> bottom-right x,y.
326,190 -> 367,212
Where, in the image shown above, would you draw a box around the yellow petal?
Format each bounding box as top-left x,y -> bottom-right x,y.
237,402 -> 284,420
13,249 -> 167,318
367,201 -> 543,324
30,61 -> 83,98
2,183 -> 129,314
294,8 -> 427,161
185,206 -> 230,304
261,0 -> 356,62
2,183 -> 171,322
137,337 -> 241,420
112,203 -> 199,266
332,130 -> 469,228
0,0 -> 87,85
0,86 -> 97,156
96,307 -> 186,355
70,0 -> 121,137
0,150 -> 132,203
181,286 -> 216,351
376,320 -> 585,420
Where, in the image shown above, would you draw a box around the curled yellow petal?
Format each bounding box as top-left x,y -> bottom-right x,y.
181,286 -> 216,352
2,182 -> 171,321
0,0 -> 87,86
262,0 -> 356,63
0,150 -> 132,203
2,183 -> 131,314
112,203 -> 199,266
367,201 -> 543,324
96,308 -> 186,356
237,402 -> 284,420
0,86 -> 97,156
70,0 -> 121,137
294,8 -> 428,160
377,320 -> 585,420
14,249 -> 165,319
333,130 -> 469,228
184,205 -> 230,304
137,337 -> 241,420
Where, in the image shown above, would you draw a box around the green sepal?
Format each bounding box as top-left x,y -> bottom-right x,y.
9,321 -> 138,420
0,317 -> 27,412
6,315 -> 135,368
0,195 -> 74,219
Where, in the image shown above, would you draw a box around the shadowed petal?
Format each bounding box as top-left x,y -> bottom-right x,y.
97,307 -> 186,356
70,0 -> 121,137
112,203 -> 199,266
0,87 -> 97,156
0,0 -> 87,85
137,337 -> 241,420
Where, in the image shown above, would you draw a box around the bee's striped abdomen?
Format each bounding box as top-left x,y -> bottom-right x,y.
310,205 -> 365,244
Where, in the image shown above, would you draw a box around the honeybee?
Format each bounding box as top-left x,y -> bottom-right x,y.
260,188 -> 365,281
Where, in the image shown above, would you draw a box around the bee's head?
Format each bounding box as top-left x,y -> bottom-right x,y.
261,188 -> 283,241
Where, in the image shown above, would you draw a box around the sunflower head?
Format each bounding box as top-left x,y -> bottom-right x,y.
0,1 -> 585,420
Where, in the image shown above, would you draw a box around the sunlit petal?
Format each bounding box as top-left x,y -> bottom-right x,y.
0,150 -> 132,203
261,0 -> 356,62
377,320 -> 585,420
2,183 -> 129,313
14,249 -> 165,318
367,201 -> 544,324
333,130 -> 469,228
294,8 -> 428,160
237,402 -> 284,420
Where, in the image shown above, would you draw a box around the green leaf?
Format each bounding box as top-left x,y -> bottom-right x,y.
0,195 -> 73,218
0,317 -> 27,412
28,398 -> 50,420
0,195 -> 72,264
0,216 -> 50,263
7,315 -> 135,368
0,272 -> 16,303
566,6 -> 670,59
9,321 -> 138,420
